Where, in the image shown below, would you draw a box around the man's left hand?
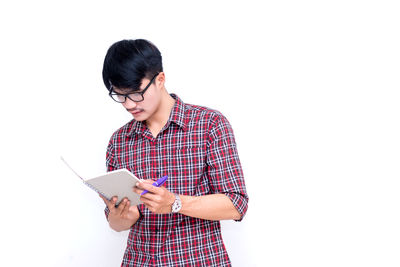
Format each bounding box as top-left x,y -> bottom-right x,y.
134,180 -> 175,214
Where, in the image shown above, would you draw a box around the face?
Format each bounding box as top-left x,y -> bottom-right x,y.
113,73 -> 163,122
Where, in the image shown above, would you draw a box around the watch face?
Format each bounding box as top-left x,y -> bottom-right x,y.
173,202 -> 180,212
172,195 -> 181,213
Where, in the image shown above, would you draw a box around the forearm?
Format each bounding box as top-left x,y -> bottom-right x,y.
179,193 -> 241,221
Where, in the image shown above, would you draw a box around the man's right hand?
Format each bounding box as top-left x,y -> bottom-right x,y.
100,195 -> 140,232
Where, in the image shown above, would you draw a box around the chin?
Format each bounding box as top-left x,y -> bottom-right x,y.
132,112 -> 147,121
133,116 -> 146,121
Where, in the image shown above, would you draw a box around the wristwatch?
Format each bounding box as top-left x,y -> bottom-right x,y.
171,193 -> 182,213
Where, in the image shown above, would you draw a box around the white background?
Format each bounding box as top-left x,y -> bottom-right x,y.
1,1 -> 399,266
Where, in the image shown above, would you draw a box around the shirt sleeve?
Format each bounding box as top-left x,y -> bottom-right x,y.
104,139 -> 117,219
206,114 -> 249,221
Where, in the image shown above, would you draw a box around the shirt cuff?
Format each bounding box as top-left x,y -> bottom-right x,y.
104,206 -> 110,220
225,192 -> 249,221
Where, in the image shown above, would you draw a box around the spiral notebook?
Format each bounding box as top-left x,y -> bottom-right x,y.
61,157 -> 142,206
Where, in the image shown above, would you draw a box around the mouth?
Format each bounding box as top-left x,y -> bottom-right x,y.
127,108 -> 144,115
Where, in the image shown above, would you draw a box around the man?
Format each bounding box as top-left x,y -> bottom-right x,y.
100,39 -> 248,266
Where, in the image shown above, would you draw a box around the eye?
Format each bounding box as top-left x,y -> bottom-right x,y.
128,92 -> 144,102
109,92 -> 126,103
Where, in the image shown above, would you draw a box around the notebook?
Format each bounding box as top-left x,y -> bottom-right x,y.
61,157 -> 142,206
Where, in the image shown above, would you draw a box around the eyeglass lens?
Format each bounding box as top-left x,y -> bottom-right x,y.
111,93 -> 143,103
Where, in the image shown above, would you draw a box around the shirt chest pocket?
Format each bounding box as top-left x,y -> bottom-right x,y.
165,146 -> 206,195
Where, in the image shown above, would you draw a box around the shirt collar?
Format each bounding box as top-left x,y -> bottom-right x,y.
168,94 -> 188,131
126,94 -> 188,137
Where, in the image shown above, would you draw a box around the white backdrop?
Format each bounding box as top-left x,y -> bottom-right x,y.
1,1 -> 399,266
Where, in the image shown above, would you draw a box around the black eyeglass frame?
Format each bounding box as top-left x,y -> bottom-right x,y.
108,72 -> 159,103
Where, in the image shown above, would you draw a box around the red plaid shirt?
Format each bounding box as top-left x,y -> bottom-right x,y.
105,94 -> 248,266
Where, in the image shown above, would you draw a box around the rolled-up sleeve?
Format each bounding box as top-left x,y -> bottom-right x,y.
206,114 -> 249,221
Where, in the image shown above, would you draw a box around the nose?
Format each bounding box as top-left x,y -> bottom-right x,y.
122,97 -> 137,110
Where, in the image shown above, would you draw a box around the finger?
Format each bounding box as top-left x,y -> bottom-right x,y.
140,198 -> 155,210
137,181 -> 162,195
99,194 -> 108,204
136,180 -> 155,195
140,191 -> 160,202
116,198 -> 128,215
120,199 -> 130,216
106,196 -> 118,211
133,182 -> 144,195
100,194 -> 112,206
134,181 -> 153,195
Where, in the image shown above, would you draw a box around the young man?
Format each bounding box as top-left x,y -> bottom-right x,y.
101,39 -> 248,266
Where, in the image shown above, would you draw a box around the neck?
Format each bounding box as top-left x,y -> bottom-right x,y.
146,89 -> 175,137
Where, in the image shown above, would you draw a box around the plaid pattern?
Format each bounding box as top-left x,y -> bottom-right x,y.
105,94 -> 248,266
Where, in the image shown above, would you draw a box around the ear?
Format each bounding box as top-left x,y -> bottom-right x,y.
156,72 -> 165,89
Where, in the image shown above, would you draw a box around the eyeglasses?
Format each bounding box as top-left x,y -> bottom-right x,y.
108,72 -> 159,103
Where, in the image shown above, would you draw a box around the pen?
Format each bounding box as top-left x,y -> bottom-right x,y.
140,175 -> 168,195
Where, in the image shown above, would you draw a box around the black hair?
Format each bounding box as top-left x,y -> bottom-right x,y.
102,39 -> 163,91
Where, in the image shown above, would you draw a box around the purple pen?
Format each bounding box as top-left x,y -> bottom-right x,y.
140,175 -> 168,195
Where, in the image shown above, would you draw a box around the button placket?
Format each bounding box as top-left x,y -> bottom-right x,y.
154,137 -> 162,179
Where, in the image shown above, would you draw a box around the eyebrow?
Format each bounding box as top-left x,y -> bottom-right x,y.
112,88 -> 142,94
109,80 -> 140,94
